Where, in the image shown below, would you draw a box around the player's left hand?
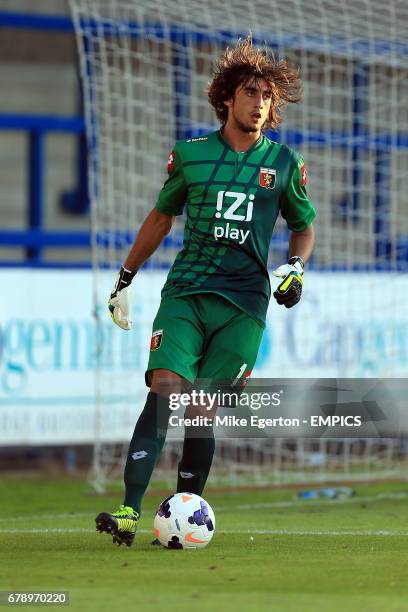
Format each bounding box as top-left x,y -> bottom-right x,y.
272,256 -> 304,308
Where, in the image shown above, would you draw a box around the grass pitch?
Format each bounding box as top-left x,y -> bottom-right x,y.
1,475 -> 408,611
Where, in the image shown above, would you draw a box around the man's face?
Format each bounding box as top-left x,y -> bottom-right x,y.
224,78 -> 272,133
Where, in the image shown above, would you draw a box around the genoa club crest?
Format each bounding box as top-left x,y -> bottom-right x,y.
259,167 -> 276,190
150,329 -> 163,351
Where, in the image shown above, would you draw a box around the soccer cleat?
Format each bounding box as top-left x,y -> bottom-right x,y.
95,504 -> 139,547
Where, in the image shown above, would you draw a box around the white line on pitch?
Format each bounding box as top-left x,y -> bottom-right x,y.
220,529 -> 408,536
216,491 -> 408,511
0,512 -> 91,523
0,528 -> 91,533
0,527 -> 407,537
1,491 -> 407,524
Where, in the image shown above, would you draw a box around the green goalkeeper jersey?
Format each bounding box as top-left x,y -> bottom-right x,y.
155,130 -> 316,326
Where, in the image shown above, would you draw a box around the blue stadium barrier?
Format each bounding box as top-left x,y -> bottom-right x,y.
0,113 -> 87,265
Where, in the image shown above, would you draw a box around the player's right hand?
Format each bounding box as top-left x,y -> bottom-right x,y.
108,267 -> 136,330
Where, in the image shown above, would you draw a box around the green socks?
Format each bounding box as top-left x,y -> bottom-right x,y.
124,391 -> 216,513
124,392 -> 170,514
177,424 -> 215,495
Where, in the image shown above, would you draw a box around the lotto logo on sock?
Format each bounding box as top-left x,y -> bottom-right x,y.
180,471 -> 195,479
132,450 -> 148,461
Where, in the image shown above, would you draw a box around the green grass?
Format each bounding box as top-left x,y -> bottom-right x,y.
1,475 -> 408,611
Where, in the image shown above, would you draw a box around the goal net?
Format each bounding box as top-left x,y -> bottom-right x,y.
69,0 -> 408,490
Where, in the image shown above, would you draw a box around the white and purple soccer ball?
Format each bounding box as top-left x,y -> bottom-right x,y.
154,492 -> 216,549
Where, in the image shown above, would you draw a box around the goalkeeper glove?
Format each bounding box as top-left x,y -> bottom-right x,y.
108,266 -> 137,330
272,256 -> 304,308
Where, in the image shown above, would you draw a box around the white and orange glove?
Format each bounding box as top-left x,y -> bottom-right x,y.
108,267 -> 137,330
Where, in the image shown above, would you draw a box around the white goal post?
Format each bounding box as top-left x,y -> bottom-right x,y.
69,0 -> 408,489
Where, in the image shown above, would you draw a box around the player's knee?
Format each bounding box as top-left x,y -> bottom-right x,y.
185,400 -> 218,420
150,368 -> 185,397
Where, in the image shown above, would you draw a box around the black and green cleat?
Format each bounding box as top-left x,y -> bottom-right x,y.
95,504 -> 139,547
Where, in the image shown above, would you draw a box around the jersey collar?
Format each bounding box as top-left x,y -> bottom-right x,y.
217,129 -> 264,154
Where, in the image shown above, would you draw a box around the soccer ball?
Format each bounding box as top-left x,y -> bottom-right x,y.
154,492 -> 215,549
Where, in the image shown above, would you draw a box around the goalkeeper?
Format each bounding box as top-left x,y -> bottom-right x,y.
96,34 -> 316,547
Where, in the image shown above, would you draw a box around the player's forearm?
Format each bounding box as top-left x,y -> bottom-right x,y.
288,223 -> 315,265
123,208 -> 175,271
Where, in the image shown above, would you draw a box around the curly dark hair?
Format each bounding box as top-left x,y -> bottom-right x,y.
208,34 -> 302,130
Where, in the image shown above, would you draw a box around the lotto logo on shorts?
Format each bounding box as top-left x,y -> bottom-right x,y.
150,329 -> 163,351
241,370 -> 252,389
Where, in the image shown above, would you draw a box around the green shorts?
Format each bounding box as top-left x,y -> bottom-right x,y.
146,293 -> 264,389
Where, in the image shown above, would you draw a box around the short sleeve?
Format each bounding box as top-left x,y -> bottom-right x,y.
280,157 -> 317,231
155,145 -> 187,216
